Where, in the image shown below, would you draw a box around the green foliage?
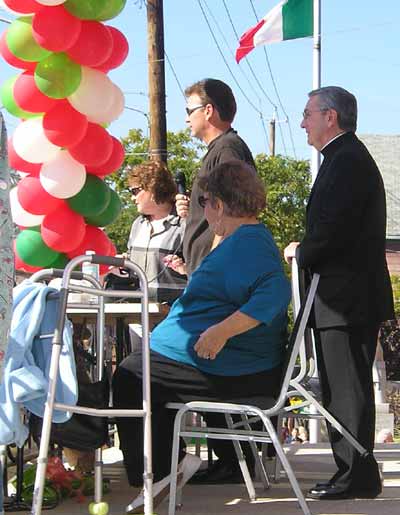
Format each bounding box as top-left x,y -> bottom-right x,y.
390,275 -> 400,318
255,154 -> 311,252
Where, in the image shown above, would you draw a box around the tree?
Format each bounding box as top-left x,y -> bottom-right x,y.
255,154 -> 311,252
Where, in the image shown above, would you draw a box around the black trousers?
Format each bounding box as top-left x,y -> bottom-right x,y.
314,324 -> 381,490
112,349 -> 282,485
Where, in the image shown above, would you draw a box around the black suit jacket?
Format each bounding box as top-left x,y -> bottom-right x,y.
298,132 -> 394,329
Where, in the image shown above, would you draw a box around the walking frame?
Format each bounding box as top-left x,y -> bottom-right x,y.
29,254 -> 153,515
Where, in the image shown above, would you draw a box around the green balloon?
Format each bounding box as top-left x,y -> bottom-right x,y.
67,175 -> 111,218
16,227 -> 60,267
0,76 -> 41,120
85,189 -> 122,227
48,253 -> 68,270
35,53 -> 82,99
6,17 -> 51,63
64,0 -> 108,20
97,0 -> 127,21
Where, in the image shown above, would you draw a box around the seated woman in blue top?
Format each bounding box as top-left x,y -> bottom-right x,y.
113,160 -> 291,514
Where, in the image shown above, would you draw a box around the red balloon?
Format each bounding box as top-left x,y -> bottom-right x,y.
4,0 -> 41,14
86,137 -> 124,176
32,5 -> 82,52
66,21 -> 113,67
41,204 -> 86,253
8,138 -> 41,175
95,27 -> 129,72
0,31 -> 37,71
17,176 -> 64,215
69,123 -> 113,167
43,101 -> 88,147
13,240 -> 42,273
67,225 -> 111,259
13,71 -> 59,113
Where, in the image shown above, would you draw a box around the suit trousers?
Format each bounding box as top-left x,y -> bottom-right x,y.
112,349 -> 282,485
314,324 -> 381,490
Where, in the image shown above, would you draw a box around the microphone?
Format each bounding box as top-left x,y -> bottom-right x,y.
175,171 -> 186,195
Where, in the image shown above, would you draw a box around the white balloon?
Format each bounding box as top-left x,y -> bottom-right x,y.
68,67 -> 114,122
40,150 -> 86,199
10,187 -> 44,227
36,0 -> 67,5
87,82 -> 125,125
13,118 -> 60,164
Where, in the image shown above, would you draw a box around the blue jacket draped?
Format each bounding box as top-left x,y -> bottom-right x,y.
0,280 -> 77,447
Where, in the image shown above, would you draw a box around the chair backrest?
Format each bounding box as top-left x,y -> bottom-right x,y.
291,259 -> 316,382
264,271 -> 319,416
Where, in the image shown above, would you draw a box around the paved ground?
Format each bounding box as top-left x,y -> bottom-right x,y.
5,443 -> 400,515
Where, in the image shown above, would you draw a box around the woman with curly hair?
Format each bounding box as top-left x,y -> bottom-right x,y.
126,160 -> 186,304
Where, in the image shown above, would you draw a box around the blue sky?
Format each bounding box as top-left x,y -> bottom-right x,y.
1,0 -> 399,161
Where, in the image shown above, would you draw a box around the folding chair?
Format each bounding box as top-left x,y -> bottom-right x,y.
29,254 -> 154,515
167,272 -> 320,515
273,258 -> 367,480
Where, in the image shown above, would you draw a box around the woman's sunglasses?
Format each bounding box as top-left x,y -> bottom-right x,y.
129,186 -> 143,196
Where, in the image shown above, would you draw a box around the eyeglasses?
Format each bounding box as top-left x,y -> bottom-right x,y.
129,186 -> 143,196
302,108 -> 329,119
198,195 -> 210,208
186,104 -> 205,116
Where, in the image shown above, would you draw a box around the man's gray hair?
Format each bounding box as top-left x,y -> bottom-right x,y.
309,86 -> 357,132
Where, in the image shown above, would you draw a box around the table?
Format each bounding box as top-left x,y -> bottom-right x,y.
67,302 -> 167,328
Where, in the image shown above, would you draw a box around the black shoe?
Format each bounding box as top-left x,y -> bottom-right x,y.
308,483 -> 382,500
188,460 -> 253,485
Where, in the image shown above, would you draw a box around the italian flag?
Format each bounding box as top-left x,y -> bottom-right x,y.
235,0 -> 313,63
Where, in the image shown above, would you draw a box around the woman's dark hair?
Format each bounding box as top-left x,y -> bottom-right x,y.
185,78 -> 237,123
127,160 -> 177,204
198,160 -> 266,217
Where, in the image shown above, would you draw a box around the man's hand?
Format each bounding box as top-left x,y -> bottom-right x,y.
175,193 -> 190,218
194,324 -> 228,360
284,242 -> 300,264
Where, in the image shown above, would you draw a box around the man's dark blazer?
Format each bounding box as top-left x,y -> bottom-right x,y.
298,132 -> 394,329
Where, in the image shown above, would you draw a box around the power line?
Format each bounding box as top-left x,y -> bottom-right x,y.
202,0 -> 270,150
221,0 -> 277,110
203,0 -> 263,106
124,105 -> 150,139
196,0 -> 263,117
196,0 -> 270,151
249,0 -> 297,158
164,50 -> 185,98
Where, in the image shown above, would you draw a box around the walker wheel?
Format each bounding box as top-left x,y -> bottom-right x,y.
88,501 -> 109,515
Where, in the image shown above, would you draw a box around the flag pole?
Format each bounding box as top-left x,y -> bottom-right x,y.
308,0 -> 322,446
310,0 -> 321,182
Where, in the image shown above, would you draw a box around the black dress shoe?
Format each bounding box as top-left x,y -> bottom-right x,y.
308,483 -> 382,500
188,460 -> 254,485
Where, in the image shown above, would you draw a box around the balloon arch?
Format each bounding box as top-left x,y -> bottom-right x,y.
0,0 -> 129,273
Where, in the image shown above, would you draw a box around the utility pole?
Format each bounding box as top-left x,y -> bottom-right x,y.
269,118 -> 276,157
147,0 -> 167,163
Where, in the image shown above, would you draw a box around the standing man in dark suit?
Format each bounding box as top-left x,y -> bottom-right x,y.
285,86 -> 394,500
